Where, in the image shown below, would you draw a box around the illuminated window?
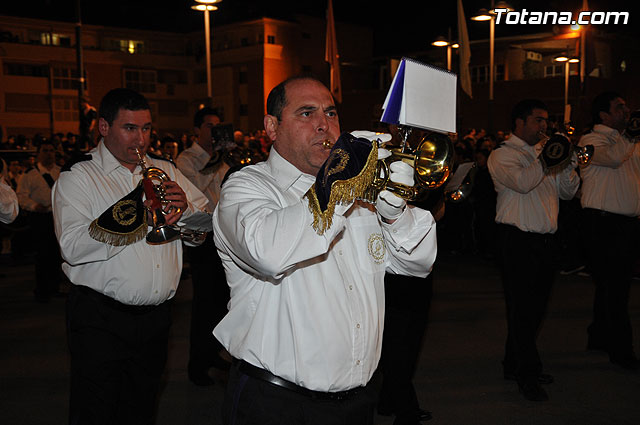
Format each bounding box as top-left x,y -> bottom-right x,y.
119,39 -> 144,54
124,69 -> 156,93
40,33 -> 71,47
267,35 -> 275,44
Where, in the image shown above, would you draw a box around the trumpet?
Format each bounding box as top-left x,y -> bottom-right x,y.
323,129 -> 454,201
624,110 -> 640,142
135,149 -> 208,245
537,131 -> 593,170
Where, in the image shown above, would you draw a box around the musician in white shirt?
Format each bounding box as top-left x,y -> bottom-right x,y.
212,76 -> 437,425
578,91 -> 639,370
488,99 -> 579,402
53,88 -> 209,424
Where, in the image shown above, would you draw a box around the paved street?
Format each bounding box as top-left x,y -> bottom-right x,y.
1,252 -> 639,425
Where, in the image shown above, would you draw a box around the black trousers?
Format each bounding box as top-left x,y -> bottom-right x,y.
222,361 -> 375,425
66,285 -> 171,425
378,272 -> 432,422
185,235 -> 229,370
583,208 -> 638,359
497,224 -> 554,382
30,212 -> 61,298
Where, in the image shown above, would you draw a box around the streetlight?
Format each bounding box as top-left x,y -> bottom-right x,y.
471,1 -> 513,132
554,55 -> 580,124
432,30 -> 459,71
191,0 -> 221,106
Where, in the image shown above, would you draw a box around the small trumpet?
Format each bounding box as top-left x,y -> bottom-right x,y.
135,149 -> 209,246
323,130 -> 454,201
136,148 -> 182,244
624,110 -> 640,142
537,131 -> 594,168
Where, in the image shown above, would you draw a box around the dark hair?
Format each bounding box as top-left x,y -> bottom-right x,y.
591,91 -> 622,126
98,88 -> 150,125
37,138 -> 55,152
266,76 -> 326,121
193,107 -> 219,128
510,99 -> 548,131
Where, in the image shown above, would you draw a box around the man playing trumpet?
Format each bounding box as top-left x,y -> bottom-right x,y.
488,99 -> 580,402
52,88 -> 209,424
212,76 -> 437,425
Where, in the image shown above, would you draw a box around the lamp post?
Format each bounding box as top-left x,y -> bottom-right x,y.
554,55 -> 580,124
471,1 -> 513,133
192,0 -> 221,106
432,29 -> 459,71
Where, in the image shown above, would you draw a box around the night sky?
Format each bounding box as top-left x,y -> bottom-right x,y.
1,0 -> 638,56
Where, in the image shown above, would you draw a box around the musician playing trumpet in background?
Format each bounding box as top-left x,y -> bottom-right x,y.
488,99 -> 580,402
52,88 -> 209,425
579,91 -> 640,371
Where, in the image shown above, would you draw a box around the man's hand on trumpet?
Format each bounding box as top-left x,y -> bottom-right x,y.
376,161 -> 415,223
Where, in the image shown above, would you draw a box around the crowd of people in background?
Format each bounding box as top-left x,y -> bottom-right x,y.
0,118 -> 617,276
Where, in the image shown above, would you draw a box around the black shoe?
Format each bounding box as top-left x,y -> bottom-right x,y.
417,409 -> 433,421
518,381 -> 548,401
504,372 -> 554,385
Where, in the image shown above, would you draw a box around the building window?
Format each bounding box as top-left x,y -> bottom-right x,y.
267,35 -> 276,44
3,62 -> 49,77
124,69 -> 156,93
471,65 -> 505,83
53,97 -> 78,121
544,64 -> 563,78
53,66 -> 84,90
40,33 -> 71,47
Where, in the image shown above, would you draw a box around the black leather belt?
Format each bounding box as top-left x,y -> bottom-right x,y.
237,360 -> 363,401
583,208 -> 636,222
74,285 -> 162,315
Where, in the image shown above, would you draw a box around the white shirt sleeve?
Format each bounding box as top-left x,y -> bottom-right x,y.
0,179 -> 19,224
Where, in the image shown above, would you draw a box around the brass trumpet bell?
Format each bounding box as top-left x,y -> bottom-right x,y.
373,132 -> 454,200
575,144 -> 594,166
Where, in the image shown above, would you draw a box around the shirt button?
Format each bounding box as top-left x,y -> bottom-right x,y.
156,264 -> 160,268
356,323 -> 360,329
339,250 -> 343,255
356,360 -> 361,365
393,229 -> 397,233
349,285 -> 353,291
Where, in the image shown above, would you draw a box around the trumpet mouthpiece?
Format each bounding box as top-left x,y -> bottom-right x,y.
322,139 -> 334,149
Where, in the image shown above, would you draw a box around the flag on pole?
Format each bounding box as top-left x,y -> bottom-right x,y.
580,0 -> 588,87
457,0 -> 472,98
325,0 -> 342,103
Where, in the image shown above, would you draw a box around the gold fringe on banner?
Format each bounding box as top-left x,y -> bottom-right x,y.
305,141 -> 378,235
88,219 -> 147,247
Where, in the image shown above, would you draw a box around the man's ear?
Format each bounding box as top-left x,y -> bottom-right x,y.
264,115 -> 278,141
599,110 -> 609,123
98,118 -> 110,137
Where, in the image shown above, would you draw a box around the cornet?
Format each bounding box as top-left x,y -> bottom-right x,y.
135,149 -> 208,245
322,128 -> 454,201
538,131 -> 593,170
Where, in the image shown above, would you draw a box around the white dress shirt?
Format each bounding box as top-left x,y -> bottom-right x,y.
0,177 -> 19,224
175,142 -> 229,210
52,140 -> 209,305
212,147 -> 437,392
17,162 -> 60,212
578,124 -> 640,217
488,134 -> 580,234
